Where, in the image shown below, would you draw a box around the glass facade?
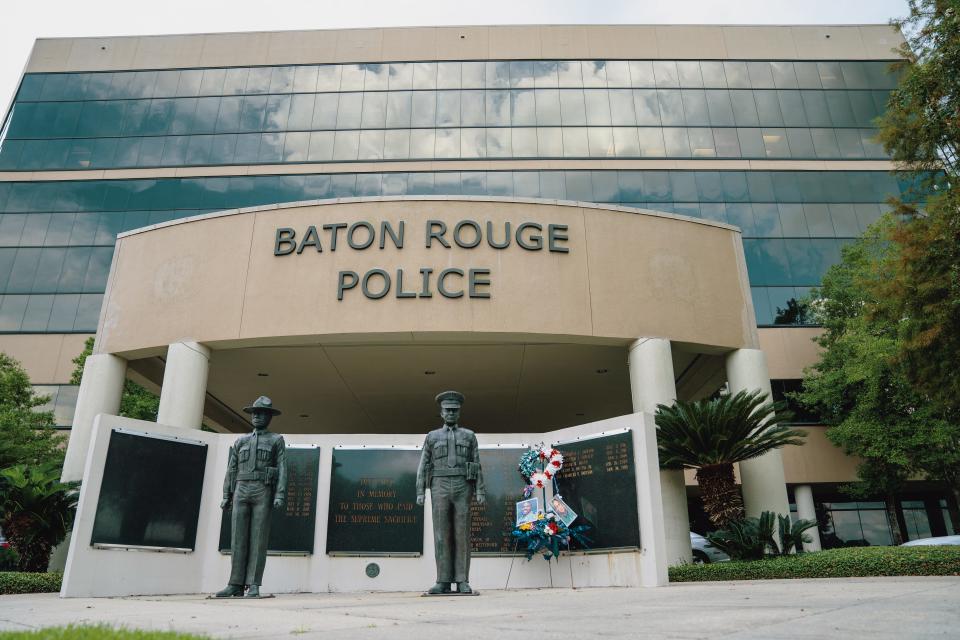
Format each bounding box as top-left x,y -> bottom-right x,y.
0,58 -> 905,333
0,169 -> 910,331
0,60 -> 897,170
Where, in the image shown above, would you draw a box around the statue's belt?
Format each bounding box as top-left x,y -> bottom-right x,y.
237,469 -> 274,482
430,467 -> 467,477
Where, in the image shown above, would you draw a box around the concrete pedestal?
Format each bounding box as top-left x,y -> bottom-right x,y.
725,348 -> 790,519
157,341 -> 211,429
61,353 -> 127,482
628,338 -> 692,566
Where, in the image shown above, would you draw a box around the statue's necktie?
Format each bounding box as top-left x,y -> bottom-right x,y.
447,427 -> 456,467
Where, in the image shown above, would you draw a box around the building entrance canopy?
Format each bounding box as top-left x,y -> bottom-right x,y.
91,196 -> 756,434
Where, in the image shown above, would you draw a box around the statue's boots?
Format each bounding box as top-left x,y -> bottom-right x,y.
246,584 -> 261,598
427,582 -> 451,594
215,584 -> 244,598
457,582 -> 473,594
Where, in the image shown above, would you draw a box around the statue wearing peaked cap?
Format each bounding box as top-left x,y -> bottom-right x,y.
215,396 -> 287,598
416,390 -> 485,594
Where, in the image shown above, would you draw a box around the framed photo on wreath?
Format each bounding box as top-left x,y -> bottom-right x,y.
515,497 -> 540,525
549,495 -> 578,527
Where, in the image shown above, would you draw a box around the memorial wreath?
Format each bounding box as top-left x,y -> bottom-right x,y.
513,444 -> 591,560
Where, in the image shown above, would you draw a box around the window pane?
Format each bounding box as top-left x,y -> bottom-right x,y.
657,90 -> 684,126
582,61 -> 608,87
409,129 -> 435,158
383,130 -> 410,159
652,61 -> 679,88
292,66 -> 319,93
557,61 -> 583,87
536,127 -> 563,156
413,62 -> 438,90
713,128 -> 740,157
747,62 -> 775,88
676,61 -> 703,88
584,90 -> 612,125
511,90 -> 536,126
681,90 -> 709,126
363,64 -> 389,91
561,128 -> 588,157
770,62 -> 798,89
730,91 -> 760,126
434,128 -> 460,158
587,128 -> 615,157
786,129 -> 816,158
509,61 -> 533,88
341,64 -> 365,91
511,128 -> 537,157
437,62 -> 462,89
361,92 -> 388,128
778,91 -> 808,126
633,90 -> 661,125
460,128 -> 486,158
723,62 -> 750,88
317,65 -> 343,92
705,90 -> 735,126
663,128 -> 691,157
762,128 -> 790,158
307,131 -> 334,161
385,91 -> 412,128
336,93 -> 362,129
332,130 -> 360,160
612,127 -> 640,156
533,61 -> 559,88
817,62 -> 846,89
637,128 -> 666,157
559,90 -> 586,125
699,61 -> 727,88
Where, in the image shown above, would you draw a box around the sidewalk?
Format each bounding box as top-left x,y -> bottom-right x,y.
2,577 -> 958,639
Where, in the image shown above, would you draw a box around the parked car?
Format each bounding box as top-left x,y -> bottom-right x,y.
900,535 -> 960,547
691,531 -> 730,563
0,526 -> 8,549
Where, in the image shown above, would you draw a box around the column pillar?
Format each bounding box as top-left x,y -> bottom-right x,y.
157,341 -> 210,429
725,348 -> 790,518
793,485 -> 822,551
62,353 -> 127,482
628,338 -> 692,566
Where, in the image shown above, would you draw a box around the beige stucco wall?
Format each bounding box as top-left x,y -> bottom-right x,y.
25,25 -> 904,74
96,197 -> 756,356
0,334 -> 91,384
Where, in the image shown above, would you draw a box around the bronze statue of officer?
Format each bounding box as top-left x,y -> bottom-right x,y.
416,390 -> 485,594
215,396 -> 287,598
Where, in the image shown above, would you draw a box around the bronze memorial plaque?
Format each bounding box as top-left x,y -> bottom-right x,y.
218,445 -> 320,554
326,447 -> 424,555
470,447 -> 526,554
554,430 -> 640,550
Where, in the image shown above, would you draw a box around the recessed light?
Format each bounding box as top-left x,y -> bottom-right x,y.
424,370 -> 436,375
595,368 -> 608,374
299,414 -> 309,418
575,412 -> 585,417
257,372 -> 269,377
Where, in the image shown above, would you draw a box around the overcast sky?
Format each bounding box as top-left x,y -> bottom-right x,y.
1,0 -> 910,115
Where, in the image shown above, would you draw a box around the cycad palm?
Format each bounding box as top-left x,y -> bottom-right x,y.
655,389 -> 806,528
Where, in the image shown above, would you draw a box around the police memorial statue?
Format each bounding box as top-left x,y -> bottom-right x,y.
416,391 -> 485,595
215,396 -> 288,598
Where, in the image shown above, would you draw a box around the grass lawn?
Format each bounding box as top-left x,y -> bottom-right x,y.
0,627 -> 208,639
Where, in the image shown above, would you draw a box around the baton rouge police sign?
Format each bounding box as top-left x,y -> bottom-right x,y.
274,219 -> 570,301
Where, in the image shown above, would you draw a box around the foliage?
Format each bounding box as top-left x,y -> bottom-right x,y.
704,511 -> 818,560
0,571 -> 61,595
777,514 -> 819,556
655,390 -> 805,527
0,352 -> 64,472
0,464 -> 78,572
0,546 -> 19,571
0,625 -> 210,639
669,545 -> 960,582
872,1 -> 960,416
704,513 -> 775,561
72,338 -> 159,421
792,222 -> 960,536
512,511 -> 591,561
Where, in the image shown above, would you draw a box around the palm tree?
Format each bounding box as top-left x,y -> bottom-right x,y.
0,463 -> 77,572
655,389 -> 806,528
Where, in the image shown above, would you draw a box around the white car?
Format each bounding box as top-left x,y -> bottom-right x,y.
901,535 -> 960,547
690,531 -> 729,563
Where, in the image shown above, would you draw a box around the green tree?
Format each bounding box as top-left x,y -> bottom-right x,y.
0,463 -> 77,572
0,352 -> 63,471
655,390 -> 806,528
71,338 -> 159,421
793,223 -> 960,540
874,0 -> 960,413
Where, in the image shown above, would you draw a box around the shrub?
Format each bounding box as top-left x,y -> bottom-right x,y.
0,547 -> 19,571
0,571 -> 62,594
670,545 -> 960,582
704,511 -> 817,560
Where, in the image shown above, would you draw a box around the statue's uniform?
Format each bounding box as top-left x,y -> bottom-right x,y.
222,430 -> 287,588
416,425 -> 485,584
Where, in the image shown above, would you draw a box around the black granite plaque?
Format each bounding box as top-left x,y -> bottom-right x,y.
554,430 -> 640,550
470,447 -> 526,554
326,448 -> 424,555
91,429 -> 207,550
218,445 -> 320,554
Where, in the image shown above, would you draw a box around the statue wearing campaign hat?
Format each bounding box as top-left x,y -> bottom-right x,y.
215,396 -> 287,598
416,390 -> 485,594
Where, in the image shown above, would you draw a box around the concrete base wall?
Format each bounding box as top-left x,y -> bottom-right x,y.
62,412 -> 666,597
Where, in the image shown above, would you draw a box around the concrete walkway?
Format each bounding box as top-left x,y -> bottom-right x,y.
1,577 -> 958,639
